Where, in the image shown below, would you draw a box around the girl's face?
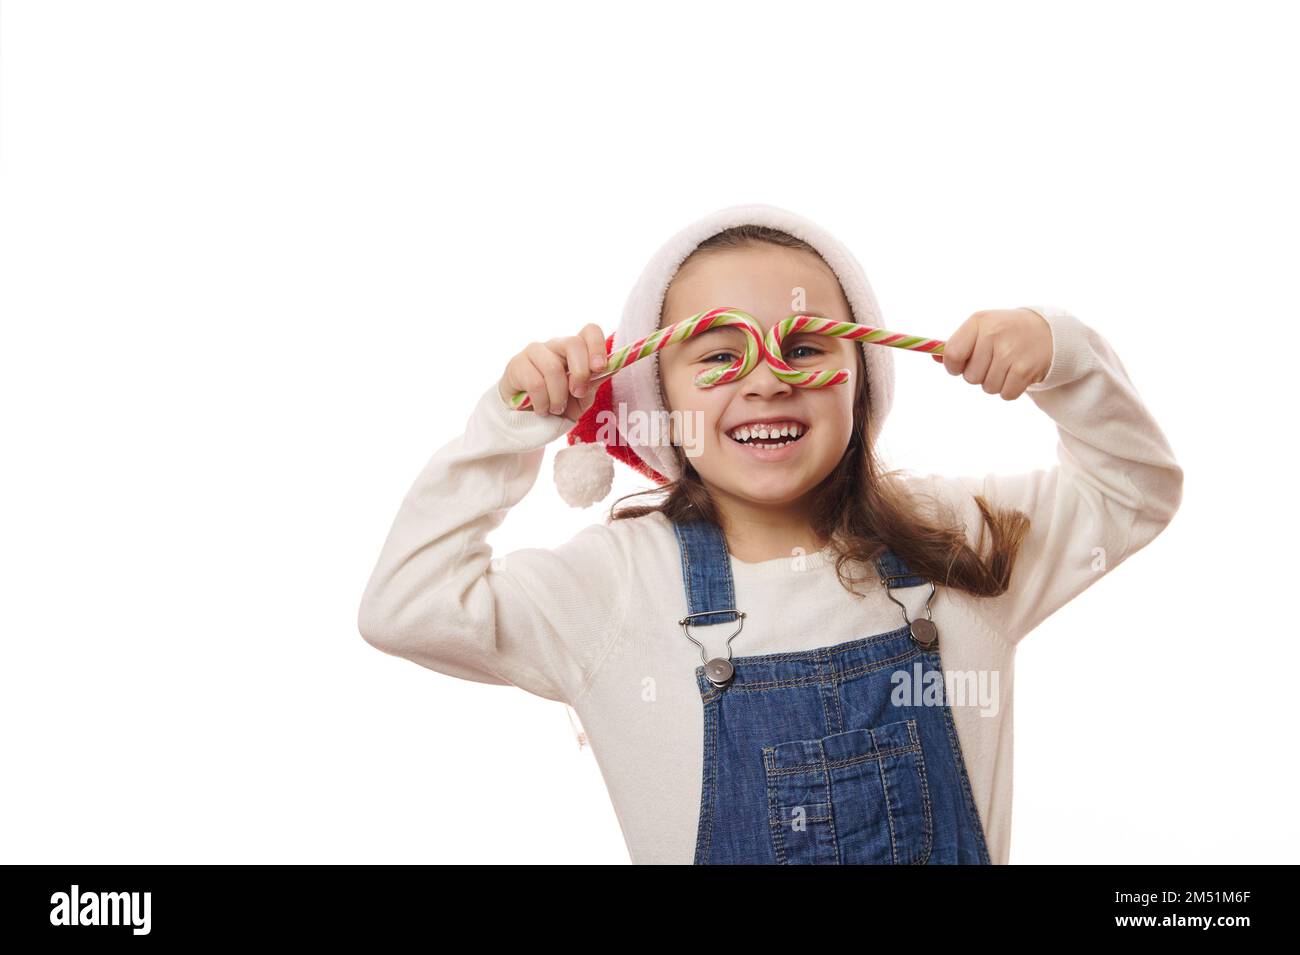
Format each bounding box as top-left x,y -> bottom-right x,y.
658,244 -> 860,510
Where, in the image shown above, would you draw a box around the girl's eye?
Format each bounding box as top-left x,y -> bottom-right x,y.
788,345 -> 825,360
702,352 -> 737,364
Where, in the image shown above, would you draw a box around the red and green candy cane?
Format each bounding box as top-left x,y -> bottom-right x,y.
507,306 -> 946,409
762,313 -> 947,387
508,307 -> 767,410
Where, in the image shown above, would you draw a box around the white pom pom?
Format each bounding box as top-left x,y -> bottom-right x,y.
554,439 -> 614,508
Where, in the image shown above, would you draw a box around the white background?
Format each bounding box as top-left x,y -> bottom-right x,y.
2,0 -> 1296,864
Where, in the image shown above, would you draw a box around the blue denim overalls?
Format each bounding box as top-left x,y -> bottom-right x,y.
673,517 -> 992,865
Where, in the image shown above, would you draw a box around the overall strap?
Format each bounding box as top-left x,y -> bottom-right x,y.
873,546 -> 927,589
873,543 -> 940,649
670,517 -> 740,626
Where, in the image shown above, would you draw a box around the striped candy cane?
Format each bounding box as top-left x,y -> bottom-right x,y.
508,308 -> 946,409
508,307 -> 765,411
763,314 -> 946,387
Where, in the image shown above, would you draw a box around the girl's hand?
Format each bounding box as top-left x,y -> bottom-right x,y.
497,324 -> 608,423
933,308 -> 1053,400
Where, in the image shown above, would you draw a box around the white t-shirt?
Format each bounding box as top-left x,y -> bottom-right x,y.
357,306 -> 1184,864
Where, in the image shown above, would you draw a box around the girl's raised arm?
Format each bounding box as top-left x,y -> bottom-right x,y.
912,306 -> 1184,643
356,380 -> 628,705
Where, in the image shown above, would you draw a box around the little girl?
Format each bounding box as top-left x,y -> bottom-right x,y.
357,203 -> 1183,865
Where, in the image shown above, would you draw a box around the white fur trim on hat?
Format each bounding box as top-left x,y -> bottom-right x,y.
554,437 -> 614,508
609,203 -> 896,485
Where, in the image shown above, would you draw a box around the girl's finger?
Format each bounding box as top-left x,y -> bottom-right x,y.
562,337 -> 592,398
984,348 -> 1013,396
525,342 -> 570,415
510,358 -> 552,417
1000,367 -> 1033,401
941,315 -> 979,375
579,323 -> 607,375
961,330 -> 994,386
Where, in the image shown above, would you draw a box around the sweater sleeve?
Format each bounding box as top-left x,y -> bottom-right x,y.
906,306 -> 1184,644
356,381 -> 629,705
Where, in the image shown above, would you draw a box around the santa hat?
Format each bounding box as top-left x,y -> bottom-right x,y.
553,202 -> 897,508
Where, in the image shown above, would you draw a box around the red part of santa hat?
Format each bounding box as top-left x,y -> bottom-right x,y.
562,332 -> 671,488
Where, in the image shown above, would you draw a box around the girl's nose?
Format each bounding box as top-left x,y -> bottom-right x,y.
740,359 -> 795,398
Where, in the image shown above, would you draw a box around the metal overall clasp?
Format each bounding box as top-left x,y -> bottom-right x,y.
880,575 -> 940,650
678,609 -> 747,687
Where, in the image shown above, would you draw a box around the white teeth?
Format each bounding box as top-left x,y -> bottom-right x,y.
728,422 -> 805,443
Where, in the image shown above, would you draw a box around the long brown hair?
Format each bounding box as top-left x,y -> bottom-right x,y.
606,224 -> 1030,599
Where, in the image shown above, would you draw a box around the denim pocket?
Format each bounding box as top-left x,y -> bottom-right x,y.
763,718 -> 933,864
